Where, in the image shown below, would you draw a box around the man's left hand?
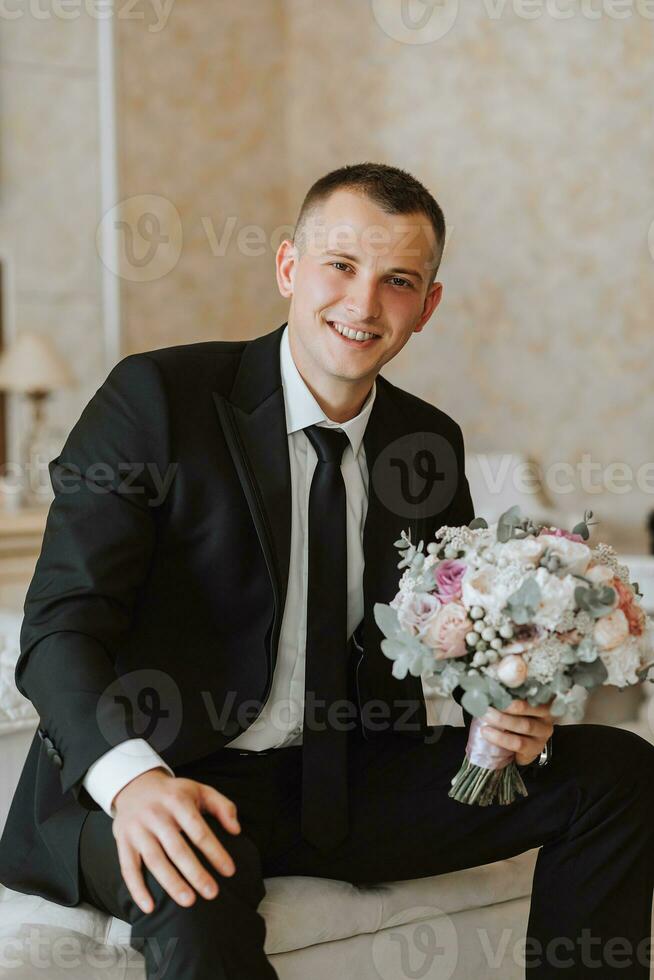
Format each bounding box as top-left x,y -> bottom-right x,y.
480,699 -> 555,766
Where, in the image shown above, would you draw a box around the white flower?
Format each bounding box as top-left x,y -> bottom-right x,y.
497,654 -> 528,687
539,534 -> 592,575
574,610 -> 595,635
532,567 -> 577,630
585,564 -> 614,586
461,562 -> 525,625
599,637 -> 642,687
491,536 -> 547,569
524,637 -> 568,683
593,609 -> 630,651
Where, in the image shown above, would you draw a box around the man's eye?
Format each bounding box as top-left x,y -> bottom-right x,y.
331,262 -> 350,272
389,277 -> 412,288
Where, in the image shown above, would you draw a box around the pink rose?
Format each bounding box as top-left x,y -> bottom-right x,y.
392,591 -> 442,637
539,526 -> 585,544
434,559 -> 466,601
422,601 -> 471,659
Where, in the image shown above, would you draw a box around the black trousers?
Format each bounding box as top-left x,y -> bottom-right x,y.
78,720 -> 654,979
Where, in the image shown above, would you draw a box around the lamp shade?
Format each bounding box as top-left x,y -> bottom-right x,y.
0,332 -> 75,393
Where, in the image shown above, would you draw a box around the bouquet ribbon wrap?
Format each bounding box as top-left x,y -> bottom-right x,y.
448,716 -> 529,806
466,718 -> 514,770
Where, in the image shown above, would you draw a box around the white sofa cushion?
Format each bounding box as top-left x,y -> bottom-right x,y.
0,848 -> 539,957
0,610 -> 38,736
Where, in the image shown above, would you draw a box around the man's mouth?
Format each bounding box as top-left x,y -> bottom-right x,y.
326,320 -> 380,346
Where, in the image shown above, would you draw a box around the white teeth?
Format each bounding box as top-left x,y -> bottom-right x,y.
330,321 -> 376,342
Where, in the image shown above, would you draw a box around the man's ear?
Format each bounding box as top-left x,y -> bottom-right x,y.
276,239 -> 298,298
414,281 -> 443,333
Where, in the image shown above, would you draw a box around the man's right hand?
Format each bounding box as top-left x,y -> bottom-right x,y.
111,768 -> 241,914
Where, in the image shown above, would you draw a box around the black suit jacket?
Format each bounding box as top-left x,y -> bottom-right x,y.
0,322 -> 474,906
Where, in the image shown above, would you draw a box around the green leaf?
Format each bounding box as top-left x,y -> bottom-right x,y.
497,504 -> 522,543
469,517 -> 488,530
459,672 -> 488,692
571,521 -> 590,540
551,695 -> 569,717
486,677 -> 513,709
505,577 -> 541,624
380,637 -> 406,661
571,657 -> 608,689
461,688 -> 490,717
374,603 -> 401,639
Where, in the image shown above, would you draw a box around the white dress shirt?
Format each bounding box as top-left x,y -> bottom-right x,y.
83,325 -> 376,817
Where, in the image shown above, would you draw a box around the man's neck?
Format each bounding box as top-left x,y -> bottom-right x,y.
288,331 -> 375,423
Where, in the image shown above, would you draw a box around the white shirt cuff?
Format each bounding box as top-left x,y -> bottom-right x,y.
82,739 -> 174,818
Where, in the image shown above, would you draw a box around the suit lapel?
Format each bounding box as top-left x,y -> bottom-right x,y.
360,378 -> 429,729
212,323 -> 292,671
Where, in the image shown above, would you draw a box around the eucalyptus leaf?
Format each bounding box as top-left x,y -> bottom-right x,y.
374,603 -> 401,639
461,688 -> 490,717
571,521 -> 590,540
571,657 -> 608,689
459,672 -> 488,692
486,678 -> 513,710
497,505 -> 522,543
550,672 -> 572,693
505,576 -> 541,624
469,517 -> 488,530
551,694 -> 570,717
379,637 -> 408,661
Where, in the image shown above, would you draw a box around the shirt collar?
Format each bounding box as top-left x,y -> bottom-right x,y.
280,324 -> 376,458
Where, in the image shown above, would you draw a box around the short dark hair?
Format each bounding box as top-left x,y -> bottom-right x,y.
292,162 -> 447,283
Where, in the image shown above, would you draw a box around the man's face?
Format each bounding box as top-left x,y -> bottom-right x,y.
276,189 -> 444,386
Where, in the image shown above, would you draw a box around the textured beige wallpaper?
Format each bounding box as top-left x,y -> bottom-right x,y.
116,0 -> 290,353
116,1 -> 654,546
0,7 -> 106,457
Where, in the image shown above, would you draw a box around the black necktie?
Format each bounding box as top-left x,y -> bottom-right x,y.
301,424 -> 351,852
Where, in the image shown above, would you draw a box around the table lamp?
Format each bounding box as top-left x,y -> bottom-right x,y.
0,332 -> 74,508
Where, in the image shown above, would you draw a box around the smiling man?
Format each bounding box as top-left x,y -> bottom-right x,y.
2,163 -> 653,979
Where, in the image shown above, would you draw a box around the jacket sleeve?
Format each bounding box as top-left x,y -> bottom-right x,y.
444,423 -> 475,730
15,353 -> 175,811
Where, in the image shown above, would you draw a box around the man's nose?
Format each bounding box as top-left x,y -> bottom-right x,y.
345,279 -> 381,321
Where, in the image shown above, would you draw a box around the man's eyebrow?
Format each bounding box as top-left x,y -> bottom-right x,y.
323,249 -> 426,284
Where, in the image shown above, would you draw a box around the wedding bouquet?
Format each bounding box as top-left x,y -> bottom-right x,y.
374,506 -> 654,807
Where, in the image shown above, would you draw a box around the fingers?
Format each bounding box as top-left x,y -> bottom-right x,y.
481,725 -> 547,757
504,699 -> 553,718
134,833 -> 201,910
156,815 -> 230,900
171,801 -> 237,881
201,784 -> 242,836
482,706 -> 552,740
116,838 -> 157,915
113,777 -> 242,915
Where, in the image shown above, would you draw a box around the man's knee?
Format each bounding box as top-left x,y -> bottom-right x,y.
140,822 -> 266,924
575,724 -> 654,807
